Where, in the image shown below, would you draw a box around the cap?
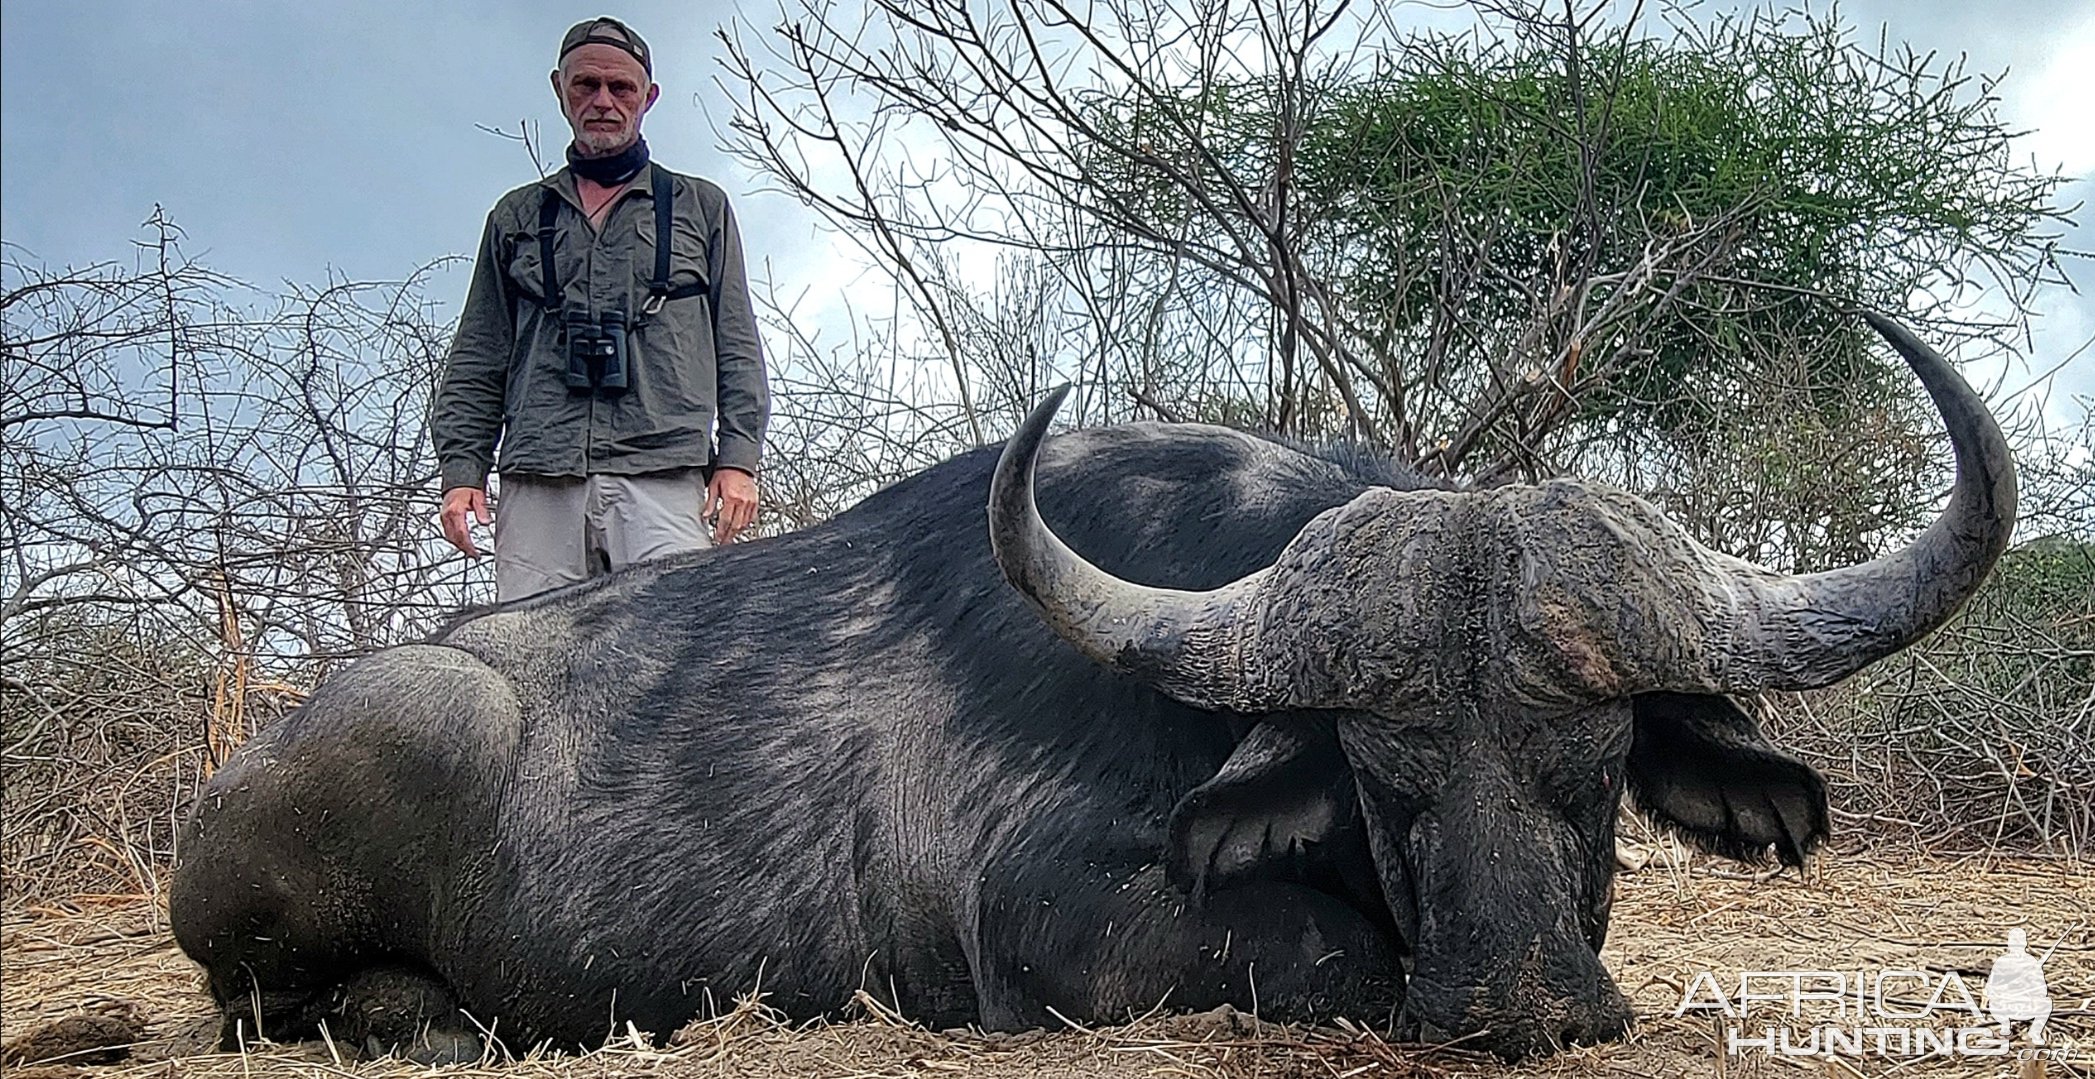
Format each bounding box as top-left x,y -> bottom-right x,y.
559,17 -> 651,76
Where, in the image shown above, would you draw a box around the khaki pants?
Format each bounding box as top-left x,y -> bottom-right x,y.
493,470 -> 712,601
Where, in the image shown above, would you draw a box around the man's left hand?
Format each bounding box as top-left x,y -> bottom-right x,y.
706,467 -> 759,544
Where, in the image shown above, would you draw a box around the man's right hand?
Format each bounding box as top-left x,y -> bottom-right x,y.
441,486 -> 493,557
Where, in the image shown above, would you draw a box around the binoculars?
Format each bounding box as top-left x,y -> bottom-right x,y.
564,312 -> 630,396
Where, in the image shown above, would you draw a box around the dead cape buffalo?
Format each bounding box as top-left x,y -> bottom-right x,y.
171,312 -> 2014,1061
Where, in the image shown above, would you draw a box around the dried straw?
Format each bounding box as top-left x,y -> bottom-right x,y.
6,853 -> 2088,1078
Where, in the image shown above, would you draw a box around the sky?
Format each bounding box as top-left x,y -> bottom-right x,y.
3,0 -> 2092,422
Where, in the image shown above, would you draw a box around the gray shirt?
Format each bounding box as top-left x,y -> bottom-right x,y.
433,165 -> 769,492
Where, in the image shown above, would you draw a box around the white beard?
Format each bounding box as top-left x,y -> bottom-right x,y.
572,126 -> 635,157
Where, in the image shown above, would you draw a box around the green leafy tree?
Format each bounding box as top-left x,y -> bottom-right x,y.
724,0 -> 2074,569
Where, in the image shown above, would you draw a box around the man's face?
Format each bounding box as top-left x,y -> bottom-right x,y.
553,44 -> 658,156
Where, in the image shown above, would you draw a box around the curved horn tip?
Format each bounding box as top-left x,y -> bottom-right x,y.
1016,385 -> 1073,450
989,384 -> 1074,580
1859,310 -> 1964,388
1858,309 -> 1900,335
1859,309 -> 1928,359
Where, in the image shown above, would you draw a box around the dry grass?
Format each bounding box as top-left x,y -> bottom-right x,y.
5,850 -> 2090,1078
4,558 -> 2089,1075
1761,541 -> 2095,860
1,619 -> 304,906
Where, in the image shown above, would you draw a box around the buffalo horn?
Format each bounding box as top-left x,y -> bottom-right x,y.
1709,312 -> 2018,690
987,387 -> 1292,713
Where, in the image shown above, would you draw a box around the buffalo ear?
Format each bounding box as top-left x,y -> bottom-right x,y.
1628,692 -> 1829,866
1166,719 -> 1362,897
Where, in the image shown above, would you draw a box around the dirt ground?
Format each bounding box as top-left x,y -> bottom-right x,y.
4,847 -> 2091,1078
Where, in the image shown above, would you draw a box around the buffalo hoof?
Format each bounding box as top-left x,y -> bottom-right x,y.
332,965 -> 483,1065
361,1027 -> 482,1066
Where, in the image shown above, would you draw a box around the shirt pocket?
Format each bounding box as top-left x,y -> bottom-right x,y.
506,227 -> 554,308
635,210 -> 712,298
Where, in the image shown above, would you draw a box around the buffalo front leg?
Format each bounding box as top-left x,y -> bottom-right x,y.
209,965 -> 482,1065
330,965 -> 486,1064
971,859 -> 1402,1030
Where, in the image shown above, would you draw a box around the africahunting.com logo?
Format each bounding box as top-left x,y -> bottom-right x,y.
1673,929 -> 2085,1061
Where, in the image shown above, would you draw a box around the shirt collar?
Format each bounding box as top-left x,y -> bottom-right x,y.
542,166 -> 654,212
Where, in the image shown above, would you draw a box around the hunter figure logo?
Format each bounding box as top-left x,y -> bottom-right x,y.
1675,926 -> 2074,1060
1985,928 -> 2053,1045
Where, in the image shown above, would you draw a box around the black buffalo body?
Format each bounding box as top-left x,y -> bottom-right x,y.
177,428 -> 1412,1051
171,314 -> 2016,1061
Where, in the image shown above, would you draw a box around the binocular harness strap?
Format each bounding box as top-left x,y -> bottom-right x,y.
537,164 -> 706,321
539,192 -> 562,314
650,164 -> 674,309
641,166 -> 708,317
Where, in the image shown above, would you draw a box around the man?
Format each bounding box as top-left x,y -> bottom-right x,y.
434,17 -> 768,601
